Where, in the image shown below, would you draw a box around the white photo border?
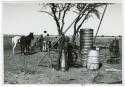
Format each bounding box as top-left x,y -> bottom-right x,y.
0,0 -> 124,87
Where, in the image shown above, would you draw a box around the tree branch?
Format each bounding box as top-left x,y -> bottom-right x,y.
76,6 -> 96,33
49,4 -> 61,34
76,11 -> 91,33
60,3 -> 71,32
40,11 -> 54,17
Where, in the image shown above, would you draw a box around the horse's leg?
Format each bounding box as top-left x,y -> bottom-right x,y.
21,43 -> 24,55
25,45 -> 27,55
20,44 -> 22,54
21,45 -> 24,55
26,44 -> 29,54
13,42 -> 17,54
12,40 -> 14,54
27,45 -> 30,54
24,45 -> 26,55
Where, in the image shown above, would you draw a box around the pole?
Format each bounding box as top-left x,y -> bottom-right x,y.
93,4 -> 108,44
38,4 -> 89,66
37,36 -> 61,66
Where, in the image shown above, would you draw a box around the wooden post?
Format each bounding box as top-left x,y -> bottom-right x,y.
93,4 -> 108,44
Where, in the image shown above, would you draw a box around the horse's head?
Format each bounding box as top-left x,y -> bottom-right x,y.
29,32 -> 34,40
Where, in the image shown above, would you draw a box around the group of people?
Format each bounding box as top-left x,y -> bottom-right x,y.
12,30 -> 50,55
12,31 -> 77,71
38,32 -> 77,71
39,30 -> 51,52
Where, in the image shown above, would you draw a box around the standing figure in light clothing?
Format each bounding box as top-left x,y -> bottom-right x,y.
42,30 -> 48,52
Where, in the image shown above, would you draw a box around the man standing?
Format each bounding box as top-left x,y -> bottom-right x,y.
39,34 -> 44,52
43,30 -> 47,37
42,30 -> 48,51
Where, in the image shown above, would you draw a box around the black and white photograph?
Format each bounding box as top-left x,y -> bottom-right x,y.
2,0 -> 123,85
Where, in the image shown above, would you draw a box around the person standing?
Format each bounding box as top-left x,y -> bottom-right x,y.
43,30 -> 47,37
42,30 -> 48,51
39,34 -> 44,52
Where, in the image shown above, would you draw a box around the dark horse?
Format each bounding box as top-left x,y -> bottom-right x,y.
20,32 -> 34,55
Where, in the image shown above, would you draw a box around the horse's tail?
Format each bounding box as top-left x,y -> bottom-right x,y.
12,38 -> 14,48
12,38 -> 15,54
18,39 -> 20,43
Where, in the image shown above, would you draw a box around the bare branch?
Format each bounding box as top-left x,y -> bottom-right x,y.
76,11 -> 91,33
40,3 -> 74,35
72,11 -> 79,14
50,3 -> 61,34
60,3 -> 71,32
40,11 -> 54,17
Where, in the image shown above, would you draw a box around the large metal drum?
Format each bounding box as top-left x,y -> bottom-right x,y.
80,29 -> 93,51
80,29 -> 93,66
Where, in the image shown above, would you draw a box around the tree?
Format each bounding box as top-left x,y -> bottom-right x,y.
40,3 -> 74,35
72,3 -> 106,43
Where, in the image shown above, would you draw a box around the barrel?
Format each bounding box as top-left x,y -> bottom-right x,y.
80,29 -> 93,51
80,29 -> 93,66
87,50 -> 99,70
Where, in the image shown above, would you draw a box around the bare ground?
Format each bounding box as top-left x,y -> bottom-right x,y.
4,48 -> 122,84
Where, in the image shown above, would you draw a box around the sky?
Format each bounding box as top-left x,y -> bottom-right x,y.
2,3 -> 123,36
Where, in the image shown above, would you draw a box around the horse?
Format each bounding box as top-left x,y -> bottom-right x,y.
20,32 -> 34,55
12,36 -> 21,54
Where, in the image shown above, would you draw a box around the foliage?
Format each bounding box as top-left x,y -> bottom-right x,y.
72,3 -> 107,43
40,3 -> 107,42
40,3 -> 74,35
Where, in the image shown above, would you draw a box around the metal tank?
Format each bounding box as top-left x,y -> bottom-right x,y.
87,49 -> 99,70
80,29 -> 93,67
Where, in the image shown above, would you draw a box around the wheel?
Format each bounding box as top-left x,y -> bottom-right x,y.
71,51 -> 78,64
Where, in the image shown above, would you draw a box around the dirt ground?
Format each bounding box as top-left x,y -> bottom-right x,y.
3,35 -> 122,84
4,48 -> 122,84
